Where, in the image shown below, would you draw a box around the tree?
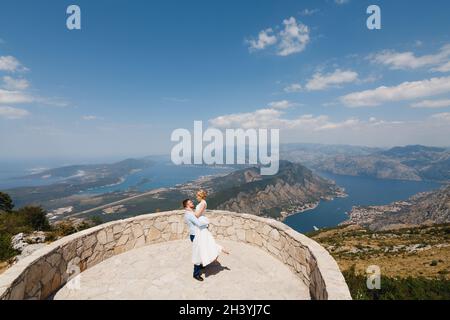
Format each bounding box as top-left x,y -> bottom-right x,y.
0,231 -> 18,261
17,206 -> 51,231
0,192 -> 14,213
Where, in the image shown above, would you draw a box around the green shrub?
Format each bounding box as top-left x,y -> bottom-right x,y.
0,211 -> 32,235
16,206 -> 51,231
0,192 -> 14,213
90,216 -> 104,226
343,265 -> 450,300
47,218 -> 99,240
0,231 -> 17,261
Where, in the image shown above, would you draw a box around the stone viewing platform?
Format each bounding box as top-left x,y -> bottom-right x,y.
54,240 -> 310,299
0,210 -> 351,300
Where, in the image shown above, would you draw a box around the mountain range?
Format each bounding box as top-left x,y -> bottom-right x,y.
204,161 -> 345,218
67,160 -> 344,221
282,144 -> 450,182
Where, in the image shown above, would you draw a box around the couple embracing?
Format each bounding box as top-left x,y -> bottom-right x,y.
183,190 -> 230,282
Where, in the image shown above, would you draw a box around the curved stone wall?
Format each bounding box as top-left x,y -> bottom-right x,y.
0,210 -> 351,300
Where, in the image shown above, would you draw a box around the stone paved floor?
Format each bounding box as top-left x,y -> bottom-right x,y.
54,240 -> 310,300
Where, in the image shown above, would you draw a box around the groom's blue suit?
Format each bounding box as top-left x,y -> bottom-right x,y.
184,210 -> 208,278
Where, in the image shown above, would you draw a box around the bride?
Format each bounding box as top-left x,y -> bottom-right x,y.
192,190 -> 229,266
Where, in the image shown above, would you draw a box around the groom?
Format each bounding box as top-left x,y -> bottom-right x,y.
183,199 -> 207,282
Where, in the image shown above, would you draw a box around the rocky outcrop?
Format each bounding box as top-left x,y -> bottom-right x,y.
207,161 -> 344,218
11,232 -> 47,261
217,181 -> 334,218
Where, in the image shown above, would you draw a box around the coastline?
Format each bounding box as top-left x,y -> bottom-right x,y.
278,189 -> 348,222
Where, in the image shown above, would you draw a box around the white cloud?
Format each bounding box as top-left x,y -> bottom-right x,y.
34,96 -> 69,108
306,69 -> 359,91
277,17 -> 310,56
284,83 -> 302,93
247,28 -> 277,51
267,100 -> 298,109
2,76 -> 29,90
411,99 -> 450,109
247,17 -> 310,57
0,89 -> 33,104
209,103 -> 361,131
335,0 -> 350,5
82,115 -> 100,121
370,44 -> 450,71
340,76 -> 450,107
300,8 -> 319,16
432,61 -> 450,73
430,112 -> 450,122
209,107 -> 450,147
0,56 -> 27,72
210,108 -> 282,129
0,106 -> 30,119
0,89 -> 68,107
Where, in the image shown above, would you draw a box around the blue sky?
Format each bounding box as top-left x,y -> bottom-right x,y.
0,0 -> 450,160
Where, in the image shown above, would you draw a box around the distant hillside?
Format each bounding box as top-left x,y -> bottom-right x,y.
309,224 -> 450,300
205,161 -> 345,218
71,161 -> 345,221
283,144 -> 450,182
4,158 -> 154,207
345,185 -> 450,231
21,158 -> 150,181
377,145 -> 446,159
281,143 -> 380,168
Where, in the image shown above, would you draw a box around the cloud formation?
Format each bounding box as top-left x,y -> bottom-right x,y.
247,29 -> 277,51
2,76 -> 29,90
82,115 -> 100,121
0,89 -> 33,104
284,83 -> 302,93
340,76 -> 450,107
209,101 -> 360,131
247,17 -> 310,56
209,105 -> 450,147
284,69 -> 359,93
411,99 -> 450,108
267,100 -> 298,109
370,44 -> 450,71
299,8 -> 319,16
0,106 -> 30,119
277,17 -> 310,56
432,61 -> 450,73
0,56 -> 27,72
305,69 -> 359,91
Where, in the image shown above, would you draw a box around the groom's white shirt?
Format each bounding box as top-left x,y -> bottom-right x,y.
184,209 -> 208,236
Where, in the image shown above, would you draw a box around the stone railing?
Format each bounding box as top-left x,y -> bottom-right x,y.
0,210 -> 351,300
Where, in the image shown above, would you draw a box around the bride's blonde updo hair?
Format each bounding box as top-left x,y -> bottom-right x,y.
196,189 -> 207,200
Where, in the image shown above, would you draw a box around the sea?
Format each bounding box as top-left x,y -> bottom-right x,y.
284,172 -> 442,233
0,159 -> 443,234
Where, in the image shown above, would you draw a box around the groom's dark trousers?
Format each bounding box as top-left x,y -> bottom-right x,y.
190,235 -> 202,277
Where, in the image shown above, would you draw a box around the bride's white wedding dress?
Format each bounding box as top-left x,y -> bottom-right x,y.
192,200 -> 223,266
